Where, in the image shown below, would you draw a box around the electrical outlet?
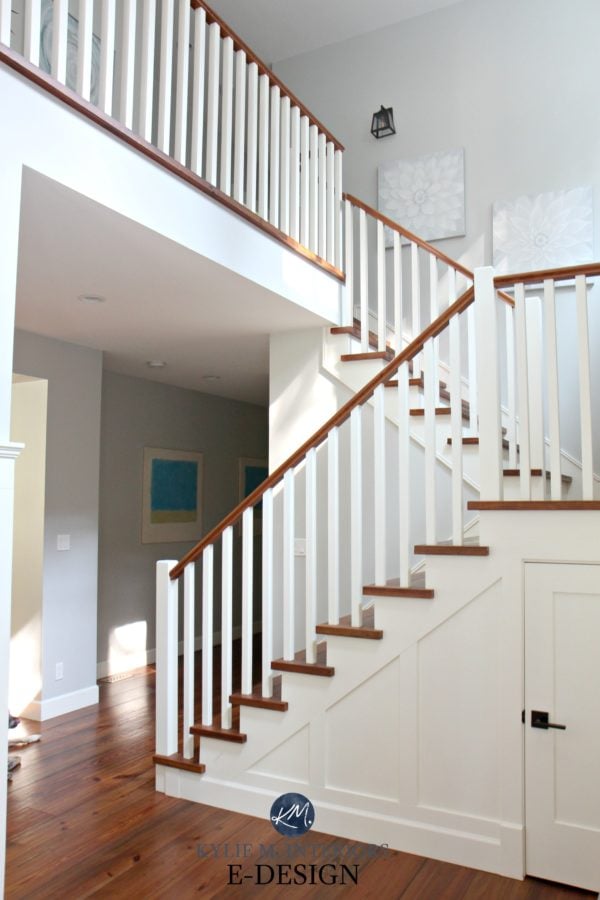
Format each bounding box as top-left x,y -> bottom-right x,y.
294,538 -> 306,557
57,534 -> 70,551
55,662 -> 64,681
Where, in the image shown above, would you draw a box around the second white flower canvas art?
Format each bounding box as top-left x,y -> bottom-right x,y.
493,186 -> 593,274
378,148 -> 466,247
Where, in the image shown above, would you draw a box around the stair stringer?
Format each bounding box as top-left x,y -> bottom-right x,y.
158,551 -> 524,880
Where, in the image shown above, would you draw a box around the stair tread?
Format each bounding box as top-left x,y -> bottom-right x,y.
330,322 -> 396,355
153,753 -> 206,774
410,406 -> 470,423
316,606 -> 383,639
502,469 -> 572,484
230,676 -> 288,711
414,539 -> 490,556
190,723 -> 248,742
364,571 -> 434,598
272,642 -> 334,676
341,350 -> 394,362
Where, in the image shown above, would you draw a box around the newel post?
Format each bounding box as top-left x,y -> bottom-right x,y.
156,561 -> 179,758
474,266 -> 503,500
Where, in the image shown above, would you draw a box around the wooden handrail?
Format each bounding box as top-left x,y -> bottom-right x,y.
191,0 -> 344,152
170,284 -> 475,579
494,261 -> 600,288
344,194 -> 515,308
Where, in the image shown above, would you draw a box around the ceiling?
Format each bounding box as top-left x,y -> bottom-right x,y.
209,0 -> 466,65
15,170 -> 329,406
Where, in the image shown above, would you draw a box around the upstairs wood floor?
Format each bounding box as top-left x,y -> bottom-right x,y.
5,666 -> 596,898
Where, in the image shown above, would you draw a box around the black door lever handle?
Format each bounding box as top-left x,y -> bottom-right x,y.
531,710 -> 566,730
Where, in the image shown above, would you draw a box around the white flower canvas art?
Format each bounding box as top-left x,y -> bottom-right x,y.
378,148 -> 465,247
493,186 -> 593,274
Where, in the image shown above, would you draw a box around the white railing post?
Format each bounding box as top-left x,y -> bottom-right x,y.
279,96 -> 291,233
377,220 -> 386,352
157,0 -> 175,154
411,243 -> 421,376
327,427 -> 340,625
221,526 -> 233,729
241,507 -> 254,695
220,37 -> 234,195
205,23 -> 221,186
326,142 -> 335,265
261,488 -> 274,697
398,363 -> 411,585
467,303 -> 478,435
450,312 -> 464,544
309,125 -> 319,253
234,51 -> 248,204
474,267 -> 502,500
258,74 -> 270,219
374,384 -> 386,583
334,149 -> 343,269
359,209 -> 369,351
24,0 -> 42,67
182,563 -> 195,758
576,275 -> 594,499
245,63 -> 258,211
283,469 -> 295,660
318,133 -> 327,259
201,545 -> 214,726
156,561 -> 178,757
424,337 -> 437,543
305,448 -> 318,664
139,0 -> 158,143
514,282 -> 532,499
174,0 -> 190,163
289,107 -> 300,240
505,303 -> 517,469
120,0 -> 138,131
350,406 -> 363,627
543,279 -> 562,500
393,232 -> 403,352
269,85 -> 281,226
51,0 -> 69,85
300,116 -> 310,247
525,295 -> 545,475
343,199 -> 354,326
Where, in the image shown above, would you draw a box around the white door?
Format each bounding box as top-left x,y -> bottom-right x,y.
525,563 -> 600,892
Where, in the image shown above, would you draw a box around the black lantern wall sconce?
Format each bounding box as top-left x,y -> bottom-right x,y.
371,105 -> 396,139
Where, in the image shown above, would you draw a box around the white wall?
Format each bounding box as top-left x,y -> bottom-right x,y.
98,371 -> 268,674
12,330 -> 103,718
10,377 -> 48,716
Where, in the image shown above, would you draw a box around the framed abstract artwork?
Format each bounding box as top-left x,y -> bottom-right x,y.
492,185 -> 593,274
142,448 -> 203,544
378,148 -> 465,247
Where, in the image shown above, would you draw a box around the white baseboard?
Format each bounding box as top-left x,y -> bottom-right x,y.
96,621 -> 262,680
24,684 -> 100,721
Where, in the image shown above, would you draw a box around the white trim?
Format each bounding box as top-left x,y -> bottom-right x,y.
24,684 -> 99,721
96,621 -> 262,679
0,442 -> 24,460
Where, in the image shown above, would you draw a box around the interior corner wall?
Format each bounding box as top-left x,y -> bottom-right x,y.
273,0 -> 600,272
12,330 -> 102,714
98,371 -> 268,675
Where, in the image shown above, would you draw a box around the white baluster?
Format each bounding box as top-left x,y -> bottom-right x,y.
0,0 -> 10,46
526,296 -> 544,476
450,312 -> 463,544
397,364 -> 411,585
505,303 -> 517,469
241,507 -> 254,695
305,448 -> 317,664
411,243 -> 421,377
279,96 -> 291,233
261,488 -> 274,697
51,0 -> 68,85
201,545 -> 214,727
318,133 -> 327,259
350,406 -> 363,627
424,337 -> 437,544
233,50 -> 247,203
393,232 -> 403,352
174,0 -> 190,162
221,526 -> 233,730
190,7 -> 206,174
245,63 -> 258,211
576,275 -> 594,499
258,74 -> 269,219
120,0 -> 137,130
334,149 -> 343,269
377,220 -> 386,352
474,267 -> 502,500
269,85 -> 280,227
283,469 -> 295,660
374,384 -> 386,584
343,199 -> 354,326
300,116 -> 310,246
182,563 -> 195,758
327,427 -> 340,625
205,22 -> 220,186
157,0 -> 174,153
309,125 -> 319,252
429,255 -> 438,399
289,107 -> 300,241
543,280 -> 561,500
326,142 -> 335,265
139,0 -> 157,142
359,208 -> 368,352
156,561 -> 178,757
24,0 -> 42,67
75,0 -> 94,100
220,37 -> 234,195
467,302 -> 478,435
514,282 -> 531,500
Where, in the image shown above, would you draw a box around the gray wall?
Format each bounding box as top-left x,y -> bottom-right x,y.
98,371 -> 268,667
13,330 -> 102,702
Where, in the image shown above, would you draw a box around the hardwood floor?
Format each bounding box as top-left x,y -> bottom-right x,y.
5,668 -> 595,899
